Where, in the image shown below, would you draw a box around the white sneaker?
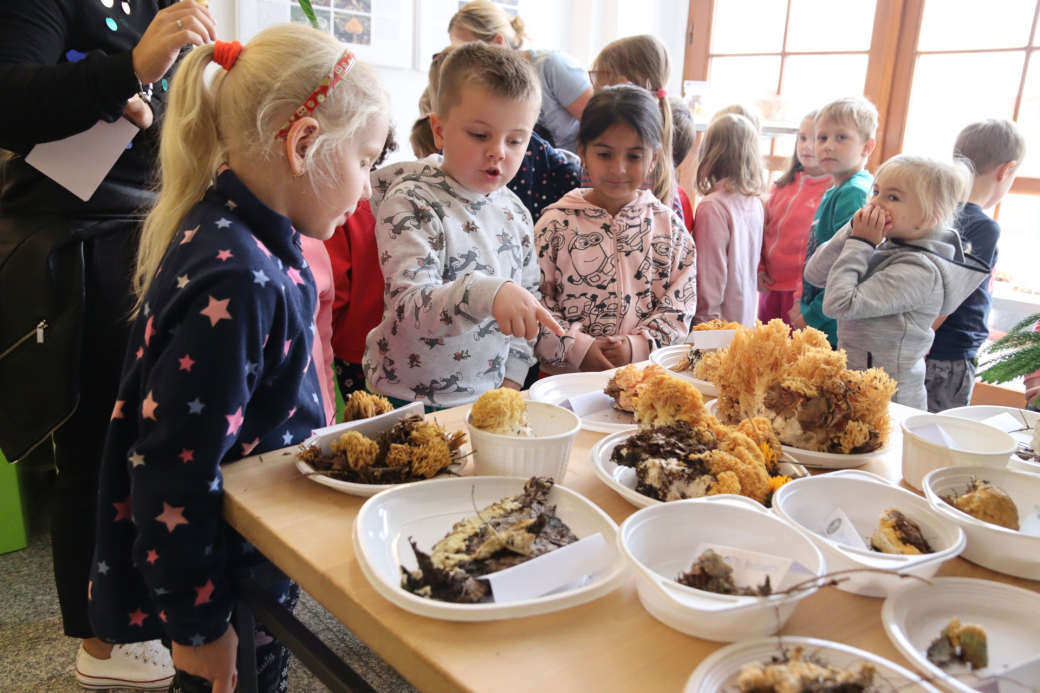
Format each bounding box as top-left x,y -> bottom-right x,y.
75,640 -> 175,691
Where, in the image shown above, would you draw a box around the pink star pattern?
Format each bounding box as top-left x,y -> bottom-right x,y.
254,237 -> 272,257
284,339 -> 292,356
241,438 -> 260,456
216,249 -> 233,261
194,579 -> 216,605
287,267 -> 305,286
142,391 -> 159,420
146,550 -> 159,565
178,354 -> 195,371
111,400 -> 125,420
155,503 -> 189,533
200,296 -> 232,326
144,316 -> 156,346
288,407 -> 297,418
179,449 -> 194,463
128,608 -> 149,627
180,226 -> 199,244
226,407 -> 245,436
113,496 -> 132,522
159,610 -> 167,622
136,346 -> 144,360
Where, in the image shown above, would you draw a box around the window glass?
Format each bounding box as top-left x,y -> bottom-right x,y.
785,0 -> 876,52
710,0 -> 787,54
994,194 -> 1040,292
1017,58 -> 1040,177
917,0 -> 1035,51
780,54 -> 870,121
708,56 -> 781,101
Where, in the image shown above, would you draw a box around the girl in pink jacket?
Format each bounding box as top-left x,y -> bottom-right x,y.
535,85 -> 697,374
758,110 -> 830,324
693,113 -> 768,326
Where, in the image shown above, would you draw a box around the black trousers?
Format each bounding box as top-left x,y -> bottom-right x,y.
50,222 -> 138,639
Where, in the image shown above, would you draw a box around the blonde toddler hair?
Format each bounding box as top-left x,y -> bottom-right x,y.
134,23 -> 387,310
954,119 -> 1027,176
816,96 -> 879,142
436,42 -> 540,118
710,103 -> 761,133
696,114 -> 766,198
874,154 -> 973,232
449,0 -> 529,50
592,35 -> 674,206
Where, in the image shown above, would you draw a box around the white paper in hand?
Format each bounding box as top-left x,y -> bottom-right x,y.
25,118 -> 139,201
482,533 -> 612,603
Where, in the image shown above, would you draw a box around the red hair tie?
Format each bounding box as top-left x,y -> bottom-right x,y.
214,40 -> 243,71
655,88 -> 668,99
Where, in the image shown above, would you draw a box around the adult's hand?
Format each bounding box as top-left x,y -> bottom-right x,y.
171,625 -> 238,693
132,1 -> 217,85
122,94 -> 153,130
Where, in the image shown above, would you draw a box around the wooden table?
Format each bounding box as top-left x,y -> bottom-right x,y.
222,401 -> 1038,693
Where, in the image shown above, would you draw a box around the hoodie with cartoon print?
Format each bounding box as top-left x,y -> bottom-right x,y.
534,188 -> 697,373
362,155 -> 539,408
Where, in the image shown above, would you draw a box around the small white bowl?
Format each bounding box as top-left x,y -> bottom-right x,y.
901,413 -> 1017,491
465,402 -> 581,481
922,465 -> 1040,580
772,470 -> 965,598
618,495 -> 825,642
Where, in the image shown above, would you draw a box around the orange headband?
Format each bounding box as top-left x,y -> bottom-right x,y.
213,40 -> 243,71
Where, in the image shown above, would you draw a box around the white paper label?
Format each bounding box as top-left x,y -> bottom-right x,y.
822,507 -> 869,549
1019,505 -> 1040,538
973,653 -> 1040,693
685,329 -> 736,349
980,412 -> 1029,435
482,533 -> 612,604
560,391 -> 616,417
25,118 -> 139,201
910,423 -> 962,450
691,542 -> 793,591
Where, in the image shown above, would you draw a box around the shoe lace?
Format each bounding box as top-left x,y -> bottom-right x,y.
117,641 -> 171,668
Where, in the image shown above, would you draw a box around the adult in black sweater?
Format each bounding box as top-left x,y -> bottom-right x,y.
0,1 -> 215,688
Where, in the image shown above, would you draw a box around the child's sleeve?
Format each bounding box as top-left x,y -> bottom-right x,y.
804,223 -> 853,288
692,196 -> 730,323
627,212 -> 697,358
376,185 -> 510,337
821,239 -> 939,320
504,227 -> 541,384
126,268 -> 275,646
535,214 -> 589,369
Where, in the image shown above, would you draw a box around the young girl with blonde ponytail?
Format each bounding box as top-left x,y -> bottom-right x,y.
587,34 -> 684,222
89,23 -> 388,693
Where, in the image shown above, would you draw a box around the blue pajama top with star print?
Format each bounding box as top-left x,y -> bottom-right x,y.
88,169 -> 325,647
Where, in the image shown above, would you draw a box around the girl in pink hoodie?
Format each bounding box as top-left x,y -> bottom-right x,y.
535,85 -> 697,374
758,110 -> 830,325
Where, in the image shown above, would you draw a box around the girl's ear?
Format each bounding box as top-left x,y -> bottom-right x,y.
285,116 -> 321,178
490,33 -> 506,46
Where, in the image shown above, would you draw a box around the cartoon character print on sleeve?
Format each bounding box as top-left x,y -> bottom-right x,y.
444,247 -> 494,282
496,232 -> 523,275
410,287 -> 434,327
403,253 -> 439,280
480,354 -> 504,380
382,193 -> 434,240
410,372 -> 474,405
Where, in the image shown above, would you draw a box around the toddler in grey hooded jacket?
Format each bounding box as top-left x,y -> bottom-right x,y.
804,223 -> 989,410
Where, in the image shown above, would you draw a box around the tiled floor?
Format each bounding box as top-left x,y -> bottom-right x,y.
0,465 -> 415,693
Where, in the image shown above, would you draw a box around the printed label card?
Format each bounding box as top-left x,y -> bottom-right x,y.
822,507 -> 869,549
690,542 -> 796,592
483,533 -> 612,603
560,391 -> 616,417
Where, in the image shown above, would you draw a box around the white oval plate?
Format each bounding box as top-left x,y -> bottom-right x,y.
706,399 -> 890,469
942,405 -> 1040,475
648,345 -> 719,397
685,636 -> 942,693
353,476 -> 628,621
528,371 -> 637,433
295,403 -> 466,498
882,577 -> 1040,693
590,430 -> 807,509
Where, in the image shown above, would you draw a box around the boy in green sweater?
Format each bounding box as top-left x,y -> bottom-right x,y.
791,97 -> 878,347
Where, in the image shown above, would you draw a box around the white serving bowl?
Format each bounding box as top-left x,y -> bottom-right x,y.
465,402 -> 581,481
941,405 -> 1040,475
648,345 -> 719,396
772,470 -> 965,598
618,495 -> 825,642
900,413 -> 1016,491
922,465 -> 1040,579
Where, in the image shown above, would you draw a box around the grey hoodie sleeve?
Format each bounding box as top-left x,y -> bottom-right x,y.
820,236 -> 940,320
803,223 -> 853,289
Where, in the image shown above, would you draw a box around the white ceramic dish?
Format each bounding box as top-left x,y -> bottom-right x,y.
648,345 -> 718,396
772,470 -> 965,598
465,402 -> 581,481
901,413 -> 1017,491
528,371 -> 637,433
685,636 -> 942,693
882,577 -> 1040,693
295,403 -> 468,498
589,429 -> 808,509
353,476 -> 628,621
922,465 -> 1040,580
619,496 -> 825,642
941,405 -> 1040,475
706,399 -> 890,469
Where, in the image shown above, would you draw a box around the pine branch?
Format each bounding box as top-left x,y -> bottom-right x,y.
979,342 -> 1040,384
297,0 -> 321,30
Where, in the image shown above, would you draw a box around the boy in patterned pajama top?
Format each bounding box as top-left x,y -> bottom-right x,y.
363,43 -> 557,409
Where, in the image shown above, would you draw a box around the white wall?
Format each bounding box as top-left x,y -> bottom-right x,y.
206,0 -> 690,163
